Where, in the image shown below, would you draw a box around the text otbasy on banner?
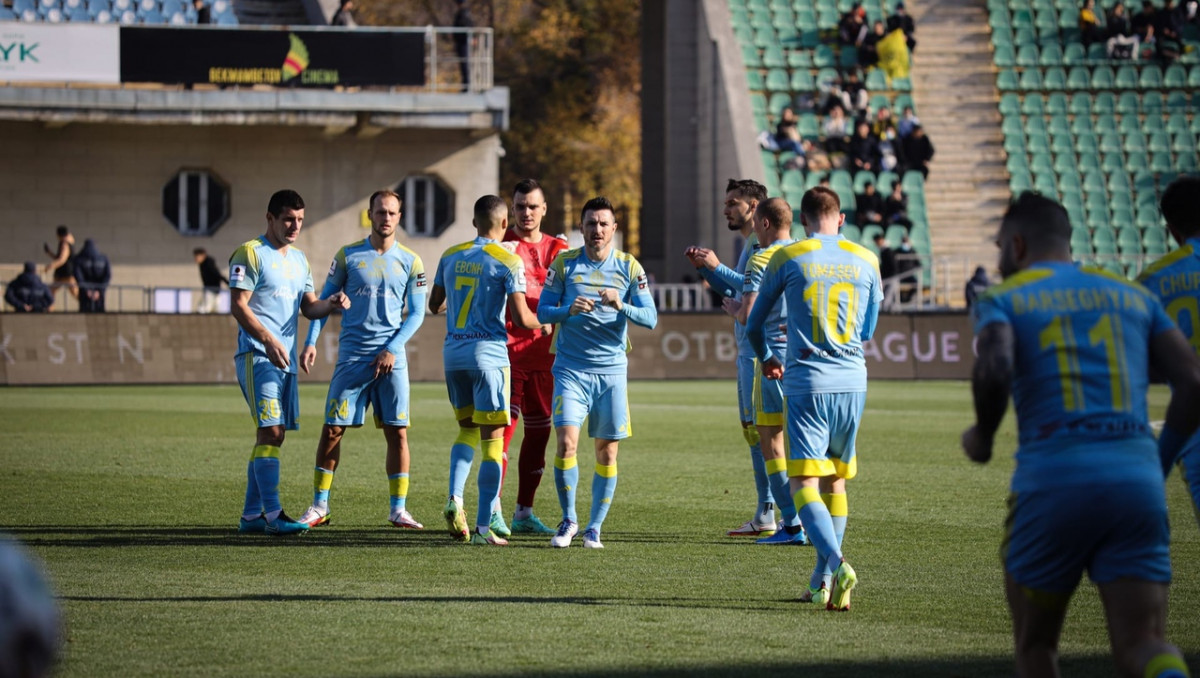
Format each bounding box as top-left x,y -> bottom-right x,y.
119,27 -> 425,87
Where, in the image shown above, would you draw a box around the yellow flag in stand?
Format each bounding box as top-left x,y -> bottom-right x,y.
877,28 -> 910,81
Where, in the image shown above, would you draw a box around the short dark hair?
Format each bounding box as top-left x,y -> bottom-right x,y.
267,189 -> 305,217
725,179 -> 768,204
473,194 -> 508,227
513,178 -> 543,197
1160,176 -> 1200,239
56,225 -> 69,237
1003,192 -> 1071,249
755,197 -> 793,232
800,186 -> 841,219
580,196 -> 616,223
193,247 -> 206,256
369,189 -> 402,212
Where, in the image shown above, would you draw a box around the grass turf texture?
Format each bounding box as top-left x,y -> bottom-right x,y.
2,381 -> 1197,678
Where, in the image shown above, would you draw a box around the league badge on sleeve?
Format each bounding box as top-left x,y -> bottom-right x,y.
230,264 -> 247,284
415,272 -> 427,289
328,259 -> 337,277
545,267 -> 557,287
637,272 -> 648,290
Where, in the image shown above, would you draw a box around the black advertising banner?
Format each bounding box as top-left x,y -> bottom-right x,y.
119,27 -> 425,87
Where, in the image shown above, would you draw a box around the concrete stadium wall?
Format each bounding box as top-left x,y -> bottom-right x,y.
0,313 -> 975,385
0,121 -> 501,291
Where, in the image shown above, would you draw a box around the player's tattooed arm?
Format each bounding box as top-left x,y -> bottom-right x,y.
962,322 -> 1014,464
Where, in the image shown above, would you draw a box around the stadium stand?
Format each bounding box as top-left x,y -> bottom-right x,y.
731,0 -> 935,303
989,0 -> 1200,277
0,0 -> 231,24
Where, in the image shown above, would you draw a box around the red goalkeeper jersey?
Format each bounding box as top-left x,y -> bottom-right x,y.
504,228 -> 569,371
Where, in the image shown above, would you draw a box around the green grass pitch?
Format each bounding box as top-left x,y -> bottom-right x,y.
2,381 -> 1197,677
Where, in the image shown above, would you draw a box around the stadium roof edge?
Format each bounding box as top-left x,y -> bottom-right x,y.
0,86 -> 510,131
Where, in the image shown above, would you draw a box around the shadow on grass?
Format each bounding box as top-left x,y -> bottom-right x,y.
1,525 -> 764,550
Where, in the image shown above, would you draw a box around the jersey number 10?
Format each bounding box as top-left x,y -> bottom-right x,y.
803,281 -> 859,344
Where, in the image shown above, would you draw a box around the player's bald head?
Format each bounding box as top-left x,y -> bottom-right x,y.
473,194 -> 509,229
755,197 -> 793,234
1160,176 -> 1200,240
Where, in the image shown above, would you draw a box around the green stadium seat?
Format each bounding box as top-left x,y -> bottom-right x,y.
1108,172 -> 1132,193
1116,91 -> 1139,114
1075,131 -> 1099,154
1010,170 -> 1035,194
1071,115 -> 1094,134
1114,65 -> 1138,88
1133,170 -> 1156,191
742,44 -> 763,68
1189,64 -> 1200,87
1123,131 -> 1147,154
763,44 -> 786,68
1045,91 -> 1069,114
997,68 -> 1020,90
813,45 -> 836,67
1066,65 -> 1090,89
853,170 -> 876,193
1024,115 -> 1048,136
1030,152 -> 1055,174
1139,65 -> 1164,88
1096,115 -> 1119,133
1051,133 -> 1075,155
1034,172 -> 1059,195
1071,230 -> 1094,256
1058,167 -> 1083,190
999,92 -> 1021,116
1101,153 -> 1125,173
1016,44 -> 1039,66
1083,171 -> 1107,194
1091,66 -> 1115,89
1019,67 -> 1044,90
1068,92 -> 1091,115
791,69 -> 815,90
1137,206 -> 1162,229
1092,91 -> 1116,114
1092,225 -> 1117,248
766,68 -> 790,92
1142,91 -> 1164,115
1040,43 -> 1064,65
781,168 -> 806,193
1142,114 -> 1165,134
876,170 -> 899,194
1143,228 -> 1168,249
768,92 -> 792,114
1150,152 -> 1173,172
747,70 -> 766,91
1110,191 -> 1134,213
1043,66 -> 1066,89
841,224 -> 862,243
1148,131 -> 1170,153
894,94 -> 915,114
1118,115 -> 1140,134
865,68 -> 887,90
788,49 -> 814,68
1167,113 -> 1189,134
1062,42 -> 1086,65
799,28 -> 820,47
1164,64 -> 1187,87
798,113 -> 821,139
1178,152 -> 1199,172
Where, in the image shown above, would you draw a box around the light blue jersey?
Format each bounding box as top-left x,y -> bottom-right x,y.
434,236 -> 526,371
744,237 -> 797,358
305,238 -> 427,364
747,234 -> 882,395
1138,237 -> 1200,358
698,233 -> 758,357
974,262 -> 1175,490
538,248 -> 658,375
229,236 -> 314,374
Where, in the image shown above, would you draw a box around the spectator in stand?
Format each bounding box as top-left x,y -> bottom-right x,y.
857,182 -> 885,226
885,182 -> 914,231
331,0 -> 356,26
193,0 -> 210,23
73,239 -> 111,314
839,4 -> 868,46
454,0 -> 474,90
886,2 -> 917,52
194,247 -> 229,314
860,20 -> 887,68
1080,0 -> 1104,46
872,105 -> 897,140
894,235 -> 920,302
842,70 -> 869,116
847,121 -> 880,174
5,262 -> 54,313
43,225 -> 76,302
897,105 -> 920,137
775,107 -> 806,155
1132,0 -> 1157,43
964,266 -> 991,308
1106,2 -> 1139,58
901,124 -> 935,178
1155,0 -> 1184,60
823,105 -> 851,154
874,233 -> 898,301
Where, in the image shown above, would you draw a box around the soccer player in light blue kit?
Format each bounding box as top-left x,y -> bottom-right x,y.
747,187 -> 882,610
539,197 -> 658,549
963,193 -> 1200,678
685,178 -> 780,537
296,190 -> 427,530
1138,176 -> 1200,530
429,195 -> 541,546
230,189 -> 349,536
732,197 -> 807,546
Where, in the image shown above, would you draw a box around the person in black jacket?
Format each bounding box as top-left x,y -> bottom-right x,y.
194,248 -> 229,313
5,262 -> 54,312
73,239 -> 111,313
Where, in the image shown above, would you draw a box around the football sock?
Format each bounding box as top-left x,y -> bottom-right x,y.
814,492 -> 849,582
449,427 -> 479,500
796,485 -> 842,584
476,438 -> 504,530
766,457 -> 801,528
241,451 -> 262,520
516,421 -> 552,507
252,445 -> 282,518
492,450 -> 509,514
743,426 -> 773,517
1144,652 -> 1190,678
514,504 -> 533,520
554,455 -> 579,523
389,472 -> 409,512
313,467 -> 334,511
587,462 -> 618,531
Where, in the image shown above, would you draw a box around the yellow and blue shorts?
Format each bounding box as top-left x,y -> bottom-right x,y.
445,367 -> 510,426
784,391 -> 866,479
235,352 -> 300,430
752,358 -> 785,427
552,368 -> 631,440
324,360 -> 410,428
